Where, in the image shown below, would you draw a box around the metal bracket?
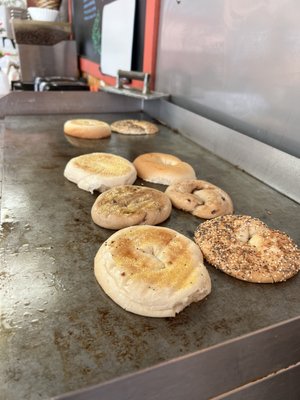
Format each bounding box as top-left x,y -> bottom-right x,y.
101,69 -> 169,100
116,70 -> 151,95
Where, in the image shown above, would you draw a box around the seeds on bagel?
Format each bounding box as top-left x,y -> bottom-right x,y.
194,215 -> 300,283
111,119 -> 159,135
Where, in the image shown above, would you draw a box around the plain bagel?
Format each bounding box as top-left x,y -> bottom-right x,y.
94,225 -> 211,317
64,119 -> 111,139
64,152 -> 137,193
165,179 -> 233,219
133,152 -> 196,185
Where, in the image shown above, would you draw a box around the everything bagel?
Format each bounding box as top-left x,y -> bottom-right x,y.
111,119 -> 159,135
194,215 -> 300,283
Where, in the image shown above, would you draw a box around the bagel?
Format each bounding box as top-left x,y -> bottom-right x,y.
111,119 -> 159,135
64,152 -> 137,193
91,185 -> 172,229
94,225 -> 211,317
194,215 -> 300,283
165,179 -> 233,219
64,119 -> 111,139
133,153 -> 196,185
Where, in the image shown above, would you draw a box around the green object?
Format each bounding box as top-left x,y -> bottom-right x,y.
92,11 -> 101,56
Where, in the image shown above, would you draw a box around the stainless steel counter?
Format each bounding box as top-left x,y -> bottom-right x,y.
0,108 -> 299,399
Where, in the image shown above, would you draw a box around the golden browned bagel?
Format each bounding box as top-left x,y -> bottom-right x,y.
64,119 -> 111,139
111,119 -> 159,135
165,179 -> 233,219
194,215 -> 300,283
133,152 -> 196,185
94,225 -> 211,317
91,185 -> 172,229
64,153 -> 137,193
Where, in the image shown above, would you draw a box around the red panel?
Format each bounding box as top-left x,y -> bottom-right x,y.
79,58 -> 115,86
143,0 -> 161,89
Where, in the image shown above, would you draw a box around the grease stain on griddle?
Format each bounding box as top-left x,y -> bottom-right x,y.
40,164 -> 60,170
165,312 -> 191,327
0,221 -> 16,238
54,329 -> 72,383
0,271 -> 10,279
5,366 -> 22,382
212,316 -> 243,335
55,307 -> 162,373
0,271 -> 11,289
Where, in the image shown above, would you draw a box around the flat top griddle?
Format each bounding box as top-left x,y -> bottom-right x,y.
0,113 -> 299,400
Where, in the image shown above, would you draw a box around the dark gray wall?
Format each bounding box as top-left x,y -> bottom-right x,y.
155,0 -> 300,158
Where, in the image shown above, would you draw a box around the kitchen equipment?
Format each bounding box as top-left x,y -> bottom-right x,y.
11,19 -> 70,45
11,80 -> 34,90
101,69 -> 169,100
0,92 -> 299,399
16,40 -> 78,82
34,76 -> 89,91
11,19 -> 77,83
27,7 -> 59,22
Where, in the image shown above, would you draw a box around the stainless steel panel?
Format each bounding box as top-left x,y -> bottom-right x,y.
53,317 -> 300,400
18,41 -> 78,83
145,99 -> 300,203
0,92 -> 143,118
215,363 -> 300,400
1,112 -> 299,399
155,0 -> 300,158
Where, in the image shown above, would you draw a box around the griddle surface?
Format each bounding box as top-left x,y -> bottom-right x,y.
1,114 -> 299,400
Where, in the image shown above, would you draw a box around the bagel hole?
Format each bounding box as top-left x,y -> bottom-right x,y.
236,227 -> 260,246
248,234 -> 263,248
236,228 -> 251,243
139,246 -> 166,269
160,158 -> 177,166
192,188 -> 204,194
192,189 -> 205,205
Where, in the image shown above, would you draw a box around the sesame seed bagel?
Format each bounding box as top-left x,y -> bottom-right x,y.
64,119 -> 111,139
133,152 -> 196,185
165,179 -> 233,219
91,185 -> 172,230
64,153 -> 137,193
194,215 -> 300,283
111,119 -> 159,135
95,225 -> 211,317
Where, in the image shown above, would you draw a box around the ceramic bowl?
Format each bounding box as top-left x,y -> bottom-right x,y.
28,7 -> 58,22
